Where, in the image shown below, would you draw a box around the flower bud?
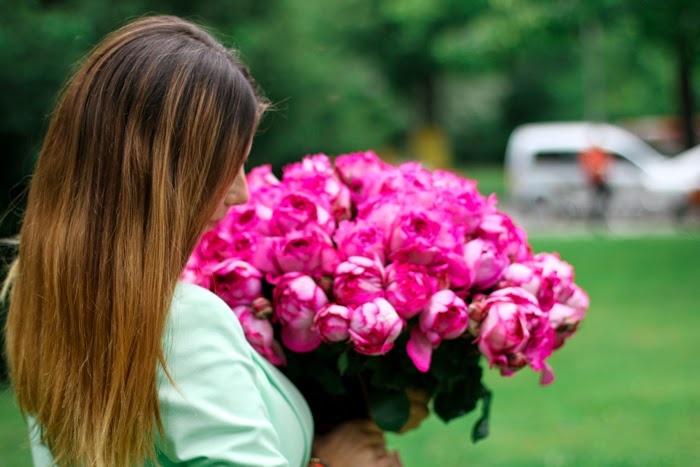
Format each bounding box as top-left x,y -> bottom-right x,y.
252,297 -> 273,319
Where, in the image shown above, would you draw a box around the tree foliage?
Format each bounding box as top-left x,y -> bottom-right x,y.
0,0 -> 698,238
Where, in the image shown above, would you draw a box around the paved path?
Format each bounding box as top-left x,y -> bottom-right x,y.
502,205 -> 700,240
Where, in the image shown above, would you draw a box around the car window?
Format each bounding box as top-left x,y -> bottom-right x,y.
533,151 -> 578,164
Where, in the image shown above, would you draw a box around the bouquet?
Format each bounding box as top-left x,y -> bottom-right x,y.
183,151 -> 588,440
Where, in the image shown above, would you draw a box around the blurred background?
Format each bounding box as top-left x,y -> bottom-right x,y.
1,0 -> 699,465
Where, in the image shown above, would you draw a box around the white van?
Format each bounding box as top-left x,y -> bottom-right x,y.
504,122 -> 681,216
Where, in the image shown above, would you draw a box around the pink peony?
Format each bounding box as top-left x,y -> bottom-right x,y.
313,303 -> 352,343
334,150 -> 392,204
246,164 -> 281,193
478,212 -> 531,263
463,238 -> 509,291
406,290 -> 470,372
548,284 -> 588,349
271,192 -> 334,236
231,305 -> 286,366
181,252 -> 214,289
435,189 -> 486,235
272,273 -> 328,353
388,212 -> 457,266
384,262 -> 436,319
333,219 -> 386,263
219,231 -> 262,264
283,154 -> 352,221
210,259 -> 263,308
273,227 -> 340,278
475,288 -> 537,365
193,226 -> 234,264
499,253 -> 576,311
333,256 -> 385,306
348,298 -> 404,356
477,287 -> 556,384
564,284 -> 589,314
519,311 -> 556,384
221,203 -> 273,236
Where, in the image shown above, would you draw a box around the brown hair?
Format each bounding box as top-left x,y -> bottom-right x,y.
3,15 -> 265,466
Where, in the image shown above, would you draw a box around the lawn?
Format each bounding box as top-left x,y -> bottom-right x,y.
1,235 -> 698,466
387,234 -> 700,466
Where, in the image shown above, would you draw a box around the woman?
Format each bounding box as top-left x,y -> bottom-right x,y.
3,15 -> 399,467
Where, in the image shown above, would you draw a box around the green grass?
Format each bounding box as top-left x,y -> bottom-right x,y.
459,166 -> 507,201
0,386 -> 31,466
1,235 -> 698,466
387,235 -> 700,466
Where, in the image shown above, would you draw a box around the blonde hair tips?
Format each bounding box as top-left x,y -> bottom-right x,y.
3,16 -> 265,466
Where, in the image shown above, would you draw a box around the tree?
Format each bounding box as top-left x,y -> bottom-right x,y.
629,0 -> 700,149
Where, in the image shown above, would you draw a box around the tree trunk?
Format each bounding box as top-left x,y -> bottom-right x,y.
678,46 -> 696,149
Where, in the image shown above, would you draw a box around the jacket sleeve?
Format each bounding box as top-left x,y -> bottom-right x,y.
156,283 -> 291,466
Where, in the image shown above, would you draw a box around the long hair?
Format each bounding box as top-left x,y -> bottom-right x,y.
3,15 -> 265,466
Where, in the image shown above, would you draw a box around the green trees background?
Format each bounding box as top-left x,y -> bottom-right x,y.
1,0 -> 699,234
0,0 -> 700,235
0,0 -> 698,383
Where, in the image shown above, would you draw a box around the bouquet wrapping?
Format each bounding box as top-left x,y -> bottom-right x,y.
183,151 -> 588,440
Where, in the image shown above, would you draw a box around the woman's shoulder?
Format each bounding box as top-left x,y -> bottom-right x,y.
170,281 -> 233,322
166,281 -> 248,351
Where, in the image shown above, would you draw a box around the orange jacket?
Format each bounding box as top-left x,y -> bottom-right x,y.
579,147 -> 612,184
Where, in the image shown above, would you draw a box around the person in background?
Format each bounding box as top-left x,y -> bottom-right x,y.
2,15 -> 401,467
578,144 -> 614,223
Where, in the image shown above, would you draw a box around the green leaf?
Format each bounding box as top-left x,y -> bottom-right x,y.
368,387 -> 410,432
308,360 -> 347,396
337,352 -> 349,375
433,363 -> 483,423
471,386 -> 492,443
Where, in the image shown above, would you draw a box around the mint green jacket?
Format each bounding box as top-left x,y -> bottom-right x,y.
29,282 -> 314,466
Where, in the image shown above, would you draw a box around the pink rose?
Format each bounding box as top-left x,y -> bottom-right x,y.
477,287 -> 556,384
387,212 -> 456,266
548,303 -> 584,350
384,262 -> 435,319
549,284 -> 588,349
435,189 -> 486,236
348,298 -> 404,356
406,290 -> 470,372
272,273 -> 328,352
334,150 -> 392,204
246,236 -> 282,276
283,153 -> 335,177
463,238 -> 509,291
358,196 -> 403,233
534,252 -> 576,304
199,230 -> 262,266
476,288 -> 537,369
313,303 -> 352,342
273,227 -> 340,278
333,256 -> 385,306
333,219 -> 386,263
231,305 -> 286,366
221,203 -> 273,236
499,253 -> 576,311
283,154 -> 352,221
564,284 -> 589,313
193,226 -> 234,264
519,311 -> 556,385
181,253 -> 213,289
478,212 -> 531,263
271,192 -> 334,236
210,259 -> 263,308
246,164 -> 281,193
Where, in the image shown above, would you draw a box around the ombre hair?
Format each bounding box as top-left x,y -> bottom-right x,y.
3,15 -> 265,466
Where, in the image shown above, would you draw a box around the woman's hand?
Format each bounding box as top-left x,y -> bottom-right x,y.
312,420 -> 401,467
398,388 -> 431,434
